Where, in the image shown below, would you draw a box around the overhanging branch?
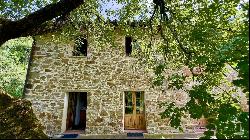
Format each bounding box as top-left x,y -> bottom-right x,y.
153,0 -> 195,63
0,0 -> 85,46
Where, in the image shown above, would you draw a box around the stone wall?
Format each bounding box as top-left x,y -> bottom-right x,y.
24,33 -> 248,137
24,34 -> 174,136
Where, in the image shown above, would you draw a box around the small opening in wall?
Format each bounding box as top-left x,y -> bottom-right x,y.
125,36 -> 132,56
73,37 -> 88,56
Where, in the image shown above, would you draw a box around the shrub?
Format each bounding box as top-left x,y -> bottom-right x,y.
0,89 -> 48,139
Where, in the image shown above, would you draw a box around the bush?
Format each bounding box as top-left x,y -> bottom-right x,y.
0,89 -> 48,139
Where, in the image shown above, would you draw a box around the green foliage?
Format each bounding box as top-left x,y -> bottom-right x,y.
153,64 -> 165,86
159,102 -> 184,131
199,104 -> 249,139
158,1 -> 249,139
0,89 -> 48,139
0,0 -> 249,139
0,37 -> 32,98
233,57 -> 249,93
168,73 -> 185,90
0,0 -> 58,20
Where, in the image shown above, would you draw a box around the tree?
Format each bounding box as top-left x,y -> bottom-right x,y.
0,89 -> 48,139
1,0 -> 248,139
0,0 -> 84,45
0,37 -> 33,98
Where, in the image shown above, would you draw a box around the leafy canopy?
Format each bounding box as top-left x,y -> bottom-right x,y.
0,0 -> 249,139
0,37 -> 33,98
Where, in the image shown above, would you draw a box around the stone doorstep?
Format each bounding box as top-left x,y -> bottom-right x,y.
77,135 -> 144,139
126,137 -> 145,139
78,134 -> 128,139
51,135 -> 79,139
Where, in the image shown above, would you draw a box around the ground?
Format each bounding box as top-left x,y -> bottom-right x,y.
52,133 -> 205,139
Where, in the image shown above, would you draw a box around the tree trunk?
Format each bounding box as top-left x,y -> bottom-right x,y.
0,0 -> 84,46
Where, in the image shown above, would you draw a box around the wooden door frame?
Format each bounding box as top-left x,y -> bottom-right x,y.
65,92 -> 87,131
123,91 -> 146,130
61,90 -> 89,133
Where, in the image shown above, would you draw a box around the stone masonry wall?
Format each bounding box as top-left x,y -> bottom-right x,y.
24,33 -> 188,136
24,33 -> 247,136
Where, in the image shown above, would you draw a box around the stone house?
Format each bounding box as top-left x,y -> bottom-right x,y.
23,26 -> 246,137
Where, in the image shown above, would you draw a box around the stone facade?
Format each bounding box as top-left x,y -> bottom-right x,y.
24,33 -> 247,137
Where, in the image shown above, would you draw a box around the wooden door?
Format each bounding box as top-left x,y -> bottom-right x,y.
124,91 -> 146,130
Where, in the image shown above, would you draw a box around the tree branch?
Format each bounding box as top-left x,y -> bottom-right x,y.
153,0 -> 194,63
23,15 -> 70,38
0,0 -> 85,46
149,6 -> 157,48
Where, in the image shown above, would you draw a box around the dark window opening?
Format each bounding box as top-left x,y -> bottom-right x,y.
73,38 -> 88,56
125,36 -> 132,56
66,92 -> 87,130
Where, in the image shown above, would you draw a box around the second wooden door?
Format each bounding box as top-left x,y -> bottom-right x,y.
124,91 -> 146,130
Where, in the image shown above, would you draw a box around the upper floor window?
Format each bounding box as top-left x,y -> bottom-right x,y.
73,37 -> 88,56
125,36 -> 140,56
125,36 -> 132,56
